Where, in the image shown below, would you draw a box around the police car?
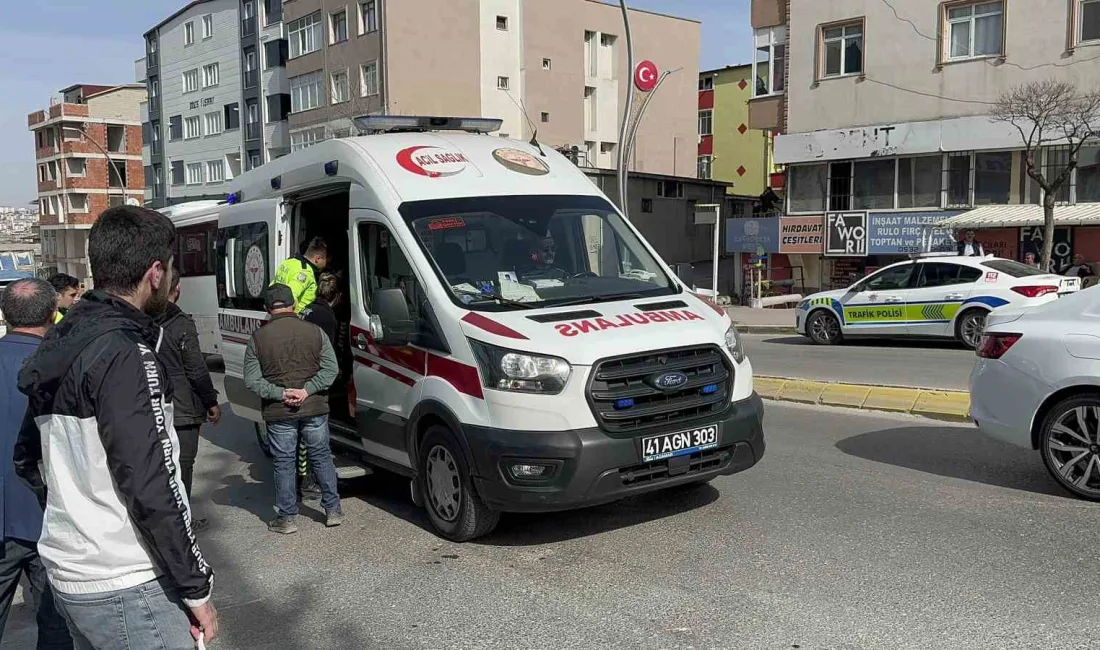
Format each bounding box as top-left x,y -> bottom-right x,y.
796,255 -> 1082,349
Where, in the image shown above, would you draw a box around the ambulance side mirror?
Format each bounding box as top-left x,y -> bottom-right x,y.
372,288 -> 414,346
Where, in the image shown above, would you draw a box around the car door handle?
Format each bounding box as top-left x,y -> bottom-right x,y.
355,333 -> 368,350
945,293 -> 965,300
883,296 -> 903,303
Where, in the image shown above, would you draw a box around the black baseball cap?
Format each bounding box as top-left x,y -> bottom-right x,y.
264,283 -> 295,310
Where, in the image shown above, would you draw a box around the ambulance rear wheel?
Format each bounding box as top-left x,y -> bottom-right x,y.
419,425 -> 500,542
807,311 -> 843,345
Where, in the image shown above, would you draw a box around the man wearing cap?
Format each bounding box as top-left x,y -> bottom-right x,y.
243,284 -> 343,534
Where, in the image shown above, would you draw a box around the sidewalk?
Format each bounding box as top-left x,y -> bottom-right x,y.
724,306 -> 797,333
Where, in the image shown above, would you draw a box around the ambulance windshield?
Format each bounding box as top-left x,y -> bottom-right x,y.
401,195 -> 678,311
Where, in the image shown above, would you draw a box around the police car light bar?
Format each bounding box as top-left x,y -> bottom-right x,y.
353,115 -> 503,134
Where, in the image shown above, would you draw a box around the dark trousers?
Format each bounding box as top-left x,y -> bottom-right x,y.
176,425 -> 201,499
0,538 -> 72,649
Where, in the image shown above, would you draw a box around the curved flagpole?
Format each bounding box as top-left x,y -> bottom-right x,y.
624,68 -> 681,173
616,0 -> 635,220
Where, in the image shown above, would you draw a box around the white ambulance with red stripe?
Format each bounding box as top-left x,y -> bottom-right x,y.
216,116 -> 764,541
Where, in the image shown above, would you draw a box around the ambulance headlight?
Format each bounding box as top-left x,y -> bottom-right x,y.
469,340 -> 571,394
724,325 -> 746,364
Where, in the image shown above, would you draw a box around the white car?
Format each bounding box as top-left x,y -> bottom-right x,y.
795,255 -> 1081,349
971,287 -> 1100,500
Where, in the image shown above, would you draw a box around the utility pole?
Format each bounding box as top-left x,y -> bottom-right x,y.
616,0 -> 635,219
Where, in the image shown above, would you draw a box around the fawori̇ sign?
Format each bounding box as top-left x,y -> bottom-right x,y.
825,212 -> 868,257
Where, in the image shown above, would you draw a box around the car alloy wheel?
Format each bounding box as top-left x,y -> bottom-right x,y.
808,311 -> 841,345
1041,399 -> 1100,500
958,311 -> 986,349
426,444 -> 462,522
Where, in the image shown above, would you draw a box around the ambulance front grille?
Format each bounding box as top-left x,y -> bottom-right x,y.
586,345 -> 732,434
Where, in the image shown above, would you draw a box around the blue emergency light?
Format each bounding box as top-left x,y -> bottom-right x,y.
701,384 -> 719,395
614,398 -> 635,410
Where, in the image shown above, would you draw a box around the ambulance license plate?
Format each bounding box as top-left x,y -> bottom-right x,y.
641,425 -> 719,462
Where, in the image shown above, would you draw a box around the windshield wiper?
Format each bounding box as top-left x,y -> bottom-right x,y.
548,292 -> 647,308
453,287 -> 538,310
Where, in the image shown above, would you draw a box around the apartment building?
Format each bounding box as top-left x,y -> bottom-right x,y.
240,0 -> 292,166
746,0 -> 1100,290
27,84 -> 147,285
279,0 -> 699,176
697,64 -> 775,196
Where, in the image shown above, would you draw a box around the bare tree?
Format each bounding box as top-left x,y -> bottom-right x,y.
992,80 -> 1100,269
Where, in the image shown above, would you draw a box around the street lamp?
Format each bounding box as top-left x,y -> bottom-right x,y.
615,0 -> 636,218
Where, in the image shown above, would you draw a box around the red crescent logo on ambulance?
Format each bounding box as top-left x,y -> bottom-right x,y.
396,145 -> 469,178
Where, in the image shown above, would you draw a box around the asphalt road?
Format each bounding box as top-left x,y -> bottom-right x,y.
744,333 -> 977,390
6,394 -> 1099,649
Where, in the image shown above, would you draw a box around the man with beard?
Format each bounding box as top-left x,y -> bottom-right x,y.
14,206 -> 218,648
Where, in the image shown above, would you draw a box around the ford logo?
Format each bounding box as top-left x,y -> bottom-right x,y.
650,371 -> 689,391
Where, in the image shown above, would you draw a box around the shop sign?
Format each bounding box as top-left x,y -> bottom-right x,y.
778,216 -> 824,254
866,212 -> 961,255
1020,226 -> 1072,270
726,217 -> 779,253
825,212 -> 868,256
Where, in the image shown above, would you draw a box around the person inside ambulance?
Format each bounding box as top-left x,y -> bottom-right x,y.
514,232 -> 565,281
273,237 -> 329,315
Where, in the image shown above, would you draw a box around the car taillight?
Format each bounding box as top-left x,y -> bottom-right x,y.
976,332 -> 1021,359
1011,285 -> 1059,298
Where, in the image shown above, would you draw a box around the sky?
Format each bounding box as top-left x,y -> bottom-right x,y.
0,0 -> 752,206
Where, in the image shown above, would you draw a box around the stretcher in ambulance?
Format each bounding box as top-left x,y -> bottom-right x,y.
214,116 -> 765,541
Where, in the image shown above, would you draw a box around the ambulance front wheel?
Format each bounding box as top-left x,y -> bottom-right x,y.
807,311 -> 843,345
419,425 -> 500,542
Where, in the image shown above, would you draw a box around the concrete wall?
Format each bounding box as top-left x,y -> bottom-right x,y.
787,0 -> 1100,134
159,0 -> 243,200
87,87 -> 147,121
710,65 -> 770,196
479,0 -> 524,139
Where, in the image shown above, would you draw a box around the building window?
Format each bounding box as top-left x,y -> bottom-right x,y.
828,161 -> 854,211
267,94 -> 291,123
207,160 -> 225,183
585,31 -> 598,77
248,152 -> 262,170
360,1 -> 378,34
169,115 -> 183,140
496,15 -> 508,30
202,14 -> 214,39
289,12 -> 323,59
974,151 -> 1012,204
699,76 -> 714,91
788,164 -> 827,213
898,155 -> 943,208
947,153 -> 972,206
543,58 -> 552,70
1080,0 -> 1100,44
497,76 -> 510,90
360,61 -> 379,96
584,86 -> 596,131
1039,148 -> 1072,203
291,71 -> 324,112
541,112 -> 550,123
204,111 -> 223,135
945,1 -> 1004,60
331,10 -> 348,43
246,101 -> 260,139
331,70 -> 349,103
203,63 -> 220,88
265,39 -> 289,68
698,110 -> 713,136
184,21 -> 195,45
183,69 -> 199,93
656,180 -> 684,198
184,116 -> 201,139
186,162 -> 204,185
753,26 -> 787,97
69,194 -> 88,213
821,21 -> 863,77
852,158 -> 894,209
291,127 -> 326,152
244,46 -> 258,88
697,155 -> 713,180
66,158 -> 87,177
171,160 -> 185,186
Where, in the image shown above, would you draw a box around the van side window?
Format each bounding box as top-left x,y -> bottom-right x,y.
216,222 -> 270,312
175,221 -> 217,277
358,222 -> 422,326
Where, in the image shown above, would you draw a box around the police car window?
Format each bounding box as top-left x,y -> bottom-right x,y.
865,264 -> 914,290
916,263 -> 961,288
982,259 -> 1044,278
958,266 -> 982,283
216,222 -> 269,312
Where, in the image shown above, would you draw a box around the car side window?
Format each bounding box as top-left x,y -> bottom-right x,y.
915,263 -> 960,288
865,264 -> 915,291
957,266 -> 982,283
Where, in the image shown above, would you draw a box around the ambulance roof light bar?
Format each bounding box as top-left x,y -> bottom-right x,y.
353,115 -> 503,135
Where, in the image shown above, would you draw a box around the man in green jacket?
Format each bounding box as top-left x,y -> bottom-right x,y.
272,237 -> 328,315
243,284 -> 342,534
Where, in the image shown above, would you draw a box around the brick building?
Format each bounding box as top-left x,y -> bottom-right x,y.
27,84 -> 147,285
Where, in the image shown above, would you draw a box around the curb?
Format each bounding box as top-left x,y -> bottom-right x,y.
734,324 -> 798,335
755,376 -> 971,422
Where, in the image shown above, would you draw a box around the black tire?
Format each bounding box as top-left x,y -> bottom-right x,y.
955,309 -> 987,350
255,423 -> 273,459
1039,394 -> 1100,501
807,310 -> 843,346
418,425 -> 500,542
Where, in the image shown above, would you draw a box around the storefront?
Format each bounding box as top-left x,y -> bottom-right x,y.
937,205 -> 1100,272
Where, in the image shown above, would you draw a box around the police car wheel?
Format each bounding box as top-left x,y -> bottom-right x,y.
1039,394 -> 1100,502
807,311 -> 842,345
419,425 -> 500,542
955,310 -> 987,350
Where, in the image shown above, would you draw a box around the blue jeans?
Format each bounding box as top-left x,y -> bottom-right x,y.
52,577 -> 192,650
267,415 -> 341,517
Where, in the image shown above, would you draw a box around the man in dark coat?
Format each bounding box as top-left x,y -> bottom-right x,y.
157,274 -> 221,531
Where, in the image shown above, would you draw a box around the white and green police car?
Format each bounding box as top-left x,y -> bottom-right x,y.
796,255 -> 1082,349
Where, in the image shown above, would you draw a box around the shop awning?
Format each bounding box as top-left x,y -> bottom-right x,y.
935,204 -> 1100,230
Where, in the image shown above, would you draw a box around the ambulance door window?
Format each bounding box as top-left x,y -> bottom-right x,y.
358,222 -> 423,327
216,222 -> 269,312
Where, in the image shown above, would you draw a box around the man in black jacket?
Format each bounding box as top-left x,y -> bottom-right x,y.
15,206 -> 218,648
158,273 -> 222,531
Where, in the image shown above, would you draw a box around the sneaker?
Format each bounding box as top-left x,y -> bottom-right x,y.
268,516 -> 298,534
301,482 -> 322,502
192,518 -> 210,534
325,509 -> 344,528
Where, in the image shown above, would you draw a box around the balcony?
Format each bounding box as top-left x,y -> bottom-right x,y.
751,0 -> 786,29
748,95 -> 784,132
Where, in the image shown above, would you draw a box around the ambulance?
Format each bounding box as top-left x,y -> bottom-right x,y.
215,116 -> 765,541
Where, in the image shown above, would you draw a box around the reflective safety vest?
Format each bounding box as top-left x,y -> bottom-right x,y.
54,311 -> 63,324
272,256 -> 317,315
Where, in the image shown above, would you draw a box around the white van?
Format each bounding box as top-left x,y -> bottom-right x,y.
159,201 -> 223,357
216,116 -> 765,541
